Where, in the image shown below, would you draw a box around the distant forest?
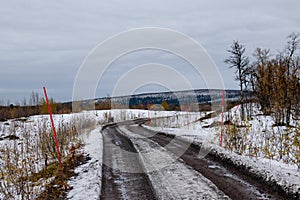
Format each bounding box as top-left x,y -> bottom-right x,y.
0,89 -> 241,121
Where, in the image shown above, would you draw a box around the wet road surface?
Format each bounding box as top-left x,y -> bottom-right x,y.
100,124 -> 155,200
100,120 -> 293,200
128,124 -> 289,200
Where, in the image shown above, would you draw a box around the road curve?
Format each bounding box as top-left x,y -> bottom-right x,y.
100,120 -> 292,200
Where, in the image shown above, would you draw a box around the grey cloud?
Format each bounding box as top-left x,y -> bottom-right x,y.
1,0 -> 300,102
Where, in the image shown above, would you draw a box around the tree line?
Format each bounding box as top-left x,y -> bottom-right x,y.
0,91 -> 71,121
225,33 -> 300,125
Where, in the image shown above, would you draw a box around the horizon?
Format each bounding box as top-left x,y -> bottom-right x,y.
1,88 -> 242,106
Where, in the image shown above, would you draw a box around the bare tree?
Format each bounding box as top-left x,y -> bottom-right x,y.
22,97 -> 27,107
30,91 -> 40,106
6,99 -> 10,107
225,41 -> 249,120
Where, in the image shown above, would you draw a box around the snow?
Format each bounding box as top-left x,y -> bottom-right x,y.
1,106 -> 299,199
142,105 -> 300,197
212,146 -> 300,196
67,127 -> 103,200
0,109 -> 179,199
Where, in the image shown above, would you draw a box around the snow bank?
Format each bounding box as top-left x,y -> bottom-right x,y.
67,127 -> 103,200
143,123 -> 300,198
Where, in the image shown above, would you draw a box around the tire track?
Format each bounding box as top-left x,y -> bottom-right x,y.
127,124 -> 289,200
100,125 -> 155,200
117,125 -> 230,199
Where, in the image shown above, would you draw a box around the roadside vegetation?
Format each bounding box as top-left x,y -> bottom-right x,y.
0,113 -> 96,199
224,33 -> 300,168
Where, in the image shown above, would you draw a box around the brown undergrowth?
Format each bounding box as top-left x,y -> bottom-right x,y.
36,152 -> 91,200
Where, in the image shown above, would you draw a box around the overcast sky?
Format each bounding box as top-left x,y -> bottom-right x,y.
1,0 -> 300,104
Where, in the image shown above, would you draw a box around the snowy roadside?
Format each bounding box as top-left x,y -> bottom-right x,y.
67,127 -> 103,200
0,109 -> 184,199
143,125 -> 300,198
212,145 -> 300,197
2,108 -> 298,198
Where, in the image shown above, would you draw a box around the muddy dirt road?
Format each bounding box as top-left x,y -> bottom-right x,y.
100,121 -> 292,200
101,124 -> 155,199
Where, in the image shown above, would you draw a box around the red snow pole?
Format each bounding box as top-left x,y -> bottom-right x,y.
43,87 -> 63,174
148,108 -> 151,124
220,90 -> 225,147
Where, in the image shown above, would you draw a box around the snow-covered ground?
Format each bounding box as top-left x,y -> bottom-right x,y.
146,122 -> 300,196
0,109 -> 180,199
1,107 -> 299,198
67,127 -> 103,200
66,107 -> 299,198
143,105 -> 300,197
